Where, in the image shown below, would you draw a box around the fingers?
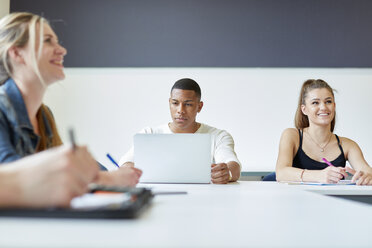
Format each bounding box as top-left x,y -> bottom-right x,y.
345,167 -> 356,175
355,172 -> 372,185
52,172 -> 89,208
211,163 -> 227,172
352,170 -> 364,183
74,146 -> 99,183
211,166 -> 228,178
211,174 -> 229,184
128,167 -> 141,186
338,168 -> 349,179
132,167 -> 143,177
323,167 -> 346,183
357,174 -> 367,185
124,162 -> 135,168
108,166 -> 142,186
211,163 -> 229,184
212,178 -> 228,184
360,176 -> 372,185
211,170 -> 228,179
55,145 -> 98,203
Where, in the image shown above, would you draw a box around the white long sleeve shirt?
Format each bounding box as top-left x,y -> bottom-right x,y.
119,123 -> 241,168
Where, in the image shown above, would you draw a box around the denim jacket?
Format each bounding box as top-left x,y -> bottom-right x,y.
0,78 -> 54,163
0,78 -> 107,171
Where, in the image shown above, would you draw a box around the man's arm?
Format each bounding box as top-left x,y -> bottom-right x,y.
227,161 -> 240,181
211,130 -> 241,184
211,161 -> 240,184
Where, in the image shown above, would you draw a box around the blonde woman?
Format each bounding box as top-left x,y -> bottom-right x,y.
276,79 -> 372,185
0,12 -> 141,186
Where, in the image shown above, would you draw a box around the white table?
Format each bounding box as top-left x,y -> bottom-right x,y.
0,182 -> 371,248
285,182 -> 372,205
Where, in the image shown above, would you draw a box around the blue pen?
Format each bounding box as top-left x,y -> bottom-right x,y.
106,153 -> 120,168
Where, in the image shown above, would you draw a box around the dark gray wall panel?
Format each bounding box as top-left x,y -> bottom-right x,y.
10,0 -> 372,67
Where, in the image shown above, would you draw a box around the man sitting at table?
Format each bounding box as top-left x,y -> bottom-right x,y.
119,78 -> 241,184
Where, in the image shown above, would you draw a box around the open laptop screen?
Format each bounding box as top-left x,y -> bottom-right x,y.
134,134 -> 211,184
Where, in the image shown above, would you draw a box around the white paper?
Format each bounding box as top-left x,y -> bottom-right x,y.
70,193 -> 131,209
283,180 -> 356,186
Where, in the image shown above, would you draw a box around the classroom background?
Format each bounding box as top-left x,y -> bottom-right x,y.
2,0 -> 372,173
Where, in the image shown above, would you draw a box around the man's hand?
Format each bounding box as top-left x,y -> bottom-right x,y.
211,163 -> 230,184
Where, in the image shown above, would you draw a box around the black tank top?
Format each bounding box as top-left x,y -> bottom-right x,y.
292,129 -> 346,170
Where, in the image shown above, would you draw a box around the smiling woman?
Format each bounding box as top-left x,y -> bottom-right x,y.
275,79 -> 372,185
0,12 -> 142,187
0,12 -> 65,153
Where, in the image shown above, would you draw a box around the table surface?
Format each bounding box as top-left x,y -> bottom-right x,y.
1,181 -> 372,248
278,181 -> 372,195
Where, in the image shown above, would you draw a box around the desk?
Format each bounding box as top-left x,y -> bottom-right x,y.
286,182 -> 372,205
0,182 -> 371,247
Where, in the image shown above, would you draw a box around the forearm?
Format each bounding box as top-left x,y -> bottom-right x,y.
0,169 -> 23,207
276,166 -> 319,182
227,161 -> 240,181
94,171 -> 111,185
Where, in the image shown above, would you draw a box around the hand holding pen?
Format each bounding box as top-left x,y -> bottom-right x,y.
106,153 -> 120,168
69,128 -> 77,151
320,158 -> 348,183
105,153 -> 143,186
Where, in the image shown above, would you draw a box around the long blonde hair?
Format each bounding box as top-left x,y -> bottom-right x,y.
0,12 -> 62,149
295,79 -> 336,132
0,12 -> 46,85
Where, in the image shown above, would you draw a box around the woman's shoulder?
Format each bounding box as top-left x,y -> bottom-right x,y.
281,128 -> 299,138
279,128 -> 300,146
338,136 -> 359,148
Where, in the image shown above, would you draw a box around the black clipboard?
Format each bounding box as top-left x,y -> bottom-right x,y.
0,187 -> 153,219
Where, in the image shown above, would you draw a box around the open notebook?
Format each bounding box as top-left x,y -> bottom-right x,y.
284,180 -> 356,186
0,186 -> 153,219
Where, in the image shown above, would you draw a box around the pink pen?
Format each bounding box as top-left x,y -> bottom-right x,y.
322,157 -> 348,181
322,158 -> 334,167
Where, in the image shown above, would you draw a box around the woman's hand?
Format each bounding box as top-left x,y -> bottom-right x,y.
345,167 -> 372,185
96,166 -> 142,187
13,145 -> 99,208
317,166 -> 348,183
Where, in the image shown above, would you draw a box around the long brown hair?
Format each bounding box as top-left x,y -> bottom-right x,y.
294,79 -> 336,132
36,104 -> 63,151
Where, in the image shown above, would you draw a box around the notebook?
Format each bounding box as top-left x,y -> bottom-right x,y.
284,180 -> 356,186
134,133 -> 212,183
0,186 -> 153,219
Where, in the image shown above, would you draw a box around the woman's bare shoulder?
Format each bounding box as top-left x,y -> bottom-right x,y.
338,136 -> 359,148
281,128 -> 299,138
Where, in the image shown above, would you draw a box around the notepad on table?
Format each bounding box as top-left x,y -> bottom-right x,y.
285,180 -> 356,186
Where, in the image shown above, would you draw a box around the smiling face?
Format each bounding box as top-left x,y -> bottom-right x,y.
301,88 -> 336,128
169,89 -> 203,133
22,22 -> 67,85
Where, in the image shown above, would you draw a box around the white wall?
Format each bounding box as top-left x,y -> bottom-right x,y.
44,68 -> 372,171
0,0 -> 10,18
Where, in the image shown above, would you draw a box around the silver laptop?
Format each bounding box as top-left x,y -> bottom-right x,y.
134,133 -> 211,183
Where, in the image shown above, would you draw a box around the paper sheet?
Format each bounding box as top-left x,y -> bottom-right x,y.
70,193 -> 131,209
284,180 -> 356,186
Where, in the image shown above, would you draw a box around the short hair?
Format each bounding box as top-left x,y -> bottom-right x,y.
171,78 -> 201,99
